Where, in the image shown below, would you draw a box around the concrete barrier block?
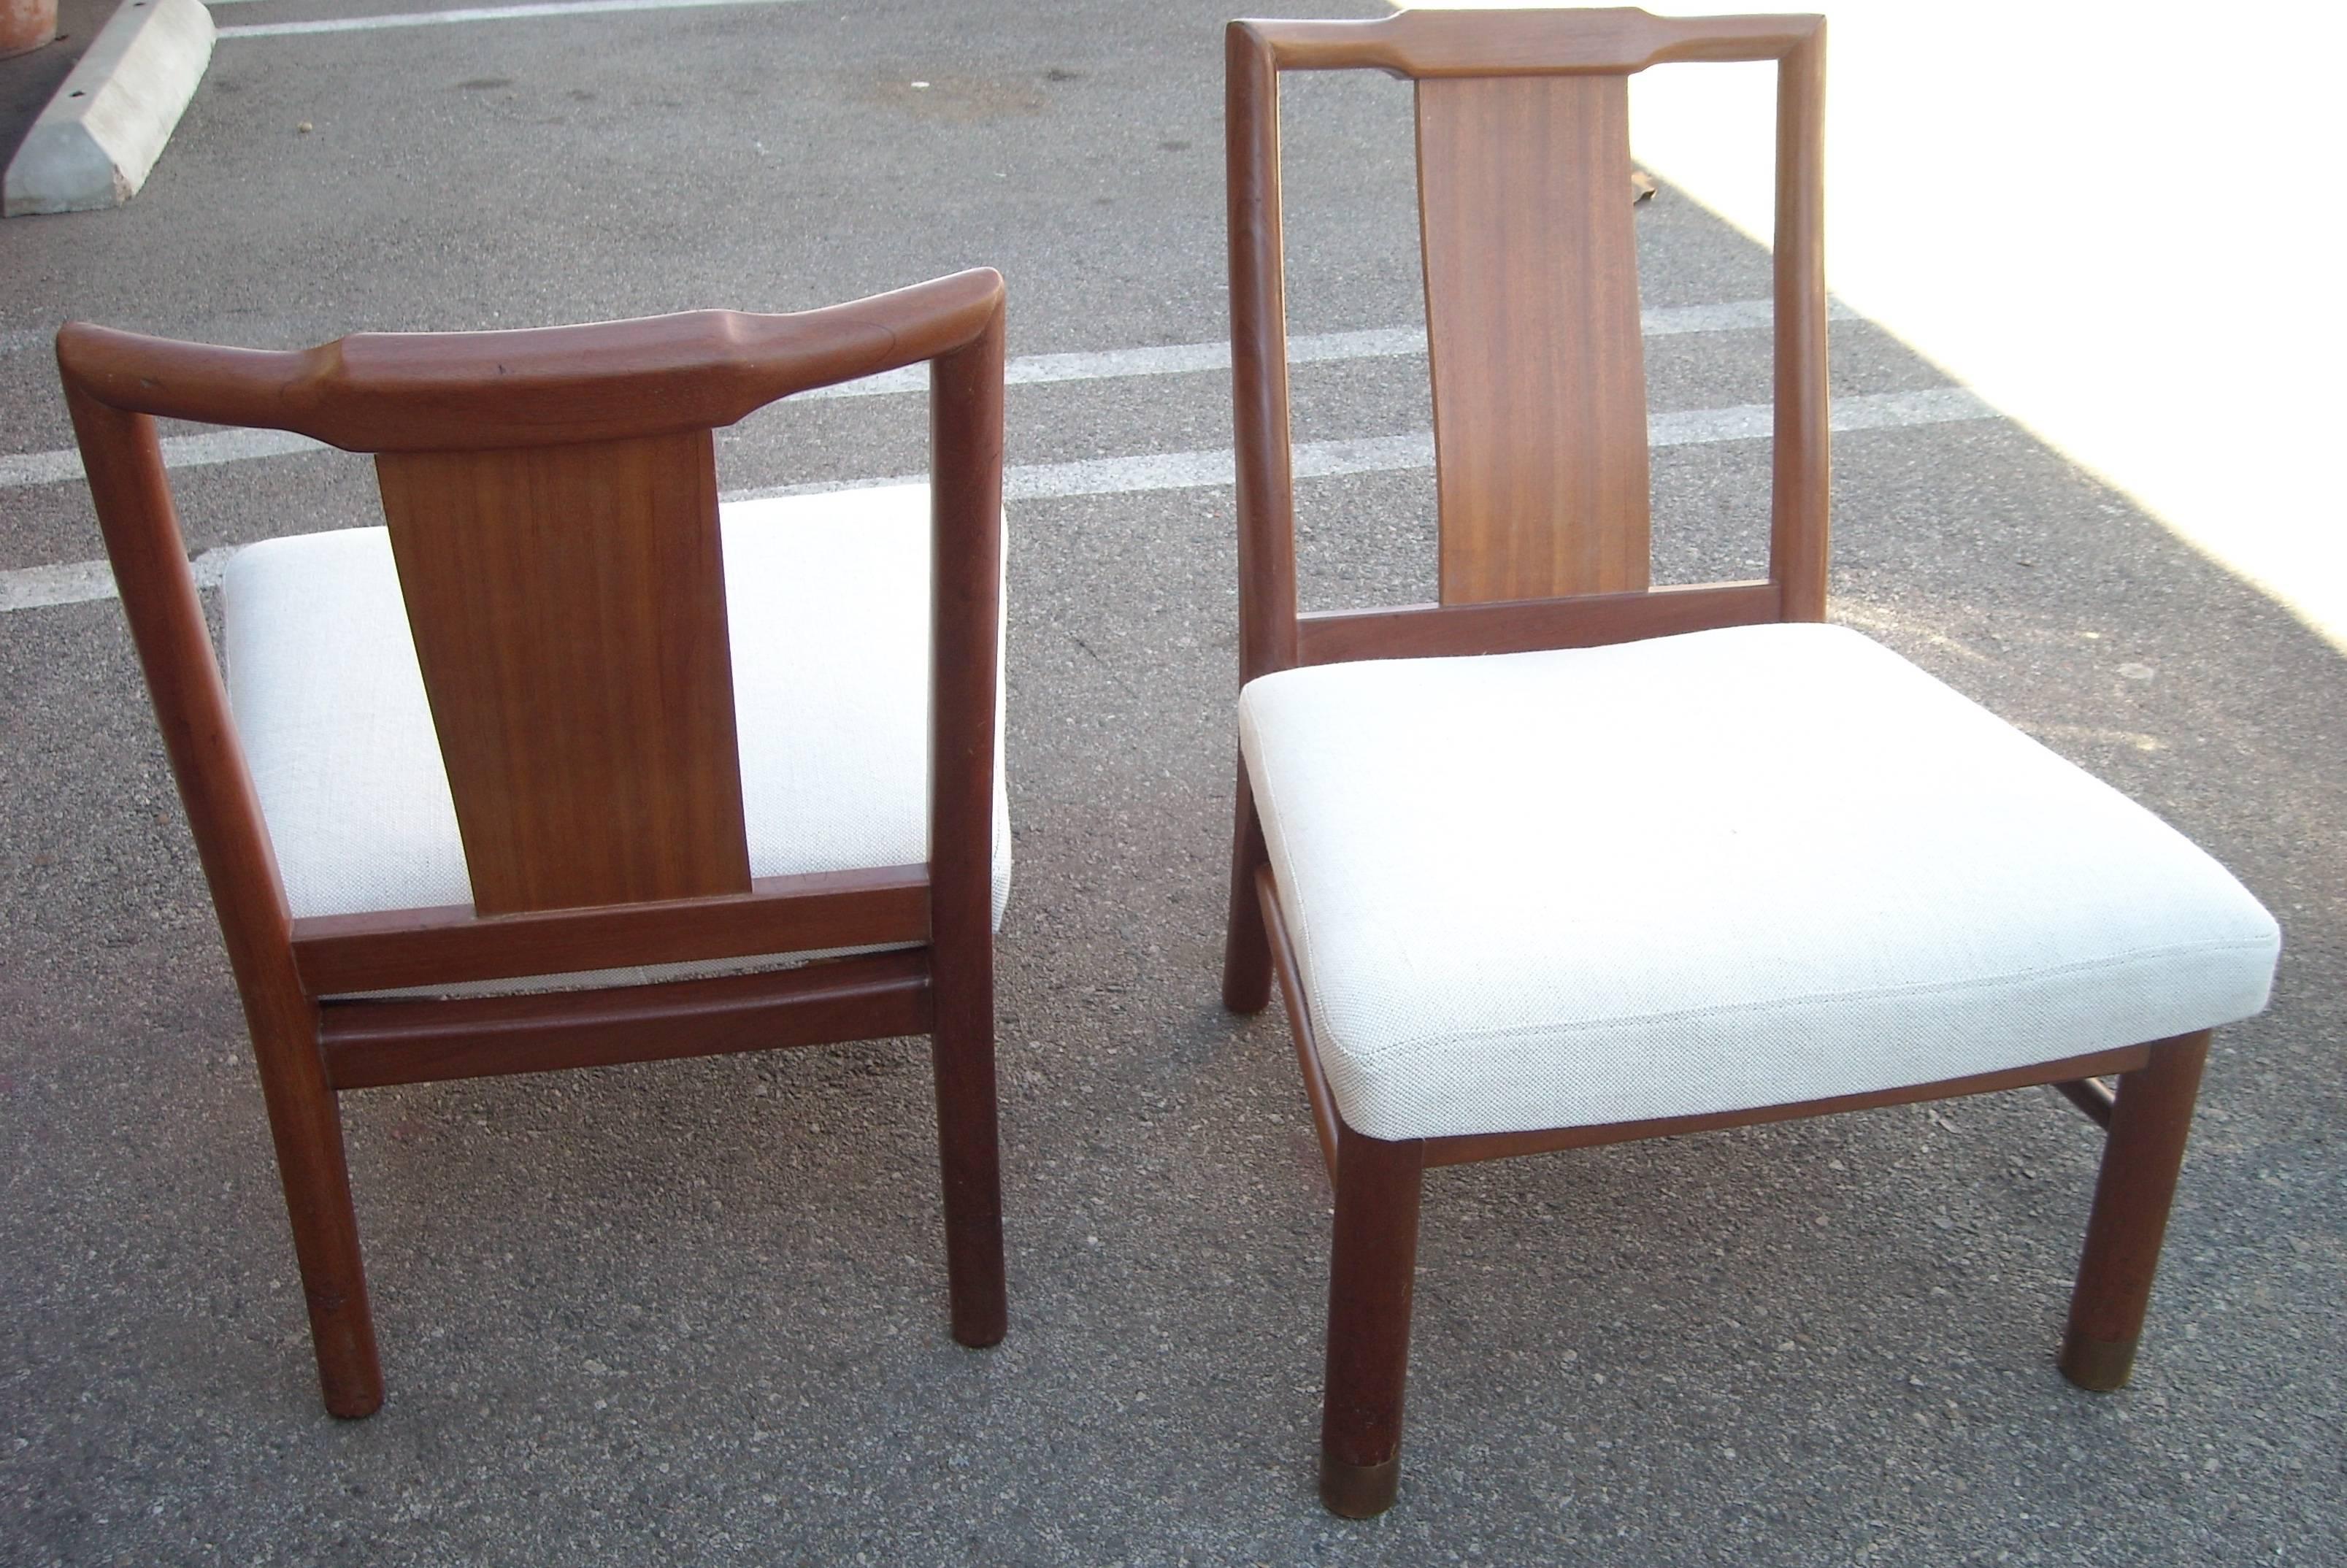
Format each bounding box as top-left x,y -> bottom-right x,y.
4,0 -> 214,216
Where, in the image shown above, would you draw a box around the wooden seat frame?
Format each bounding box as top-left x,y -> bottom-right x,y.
1216,9 -> 2210,1517
58,269 -> 1011,1418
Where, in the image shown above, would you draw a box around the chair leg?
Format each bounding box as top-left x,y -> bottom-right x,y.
2061,1029 -> 2212,1392
250,1012 -> 383,1418
1222,758 -> 1274,1014
1321,1121 -> 1425,1518
929,983 -> 1008,1349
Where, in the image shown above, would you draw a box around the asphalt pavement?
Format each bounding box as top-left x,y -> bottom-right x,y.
1,1 -> 2341,1563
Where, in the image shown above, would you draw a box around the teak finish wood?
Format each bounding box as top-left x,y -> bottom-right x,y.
1421,1045 -> 2152,1165
1223,12 -> 2212,1518
2062,1034 -> 2210,1390
1221,6 -> 1827,695
290,865 -> 929,996
1319,1123 -> 1424,1519
54,271 -> 1005,451
1242,7 -> 1822,77
1256,866 -> 1339,1167
1297,580 -> 1776,666
923,307 -> 1013,1350
320,950 -> 933,1090
1419,72 -> 1651,603
377,428 -> 750,915
59,379 -> 383,1418
1767,13 -> 1830,620
2054,1073 -> 2118,1129
57,269 -> 1012,1416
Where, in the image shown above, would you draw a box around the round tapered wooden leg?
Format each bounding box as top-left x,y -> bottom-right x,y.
253,1040 -> 383,1418
1320,1122 -> 1424,1518
1320,1452 -> 1403,1520
1222,761 -> 1275,1015
2061,1031 -> 2210,1392
930,986 -> 1007,1349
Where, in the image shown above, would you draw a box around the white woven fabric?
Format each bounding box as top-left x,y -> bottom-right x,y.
223,483 -> 1010,996
1239,623 -> 2279,1142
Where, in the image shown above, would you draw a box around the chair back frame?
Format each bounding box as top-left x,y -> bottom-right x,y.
58,270 -> 1012,1415
1226,7 -> 1827,680
58,269 -> 1007,997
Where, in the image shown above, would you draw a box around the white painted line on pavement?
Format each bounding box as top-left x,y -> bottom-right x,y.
1,299 -> 1862,491
0,426 -> 327,490
735,388 -> 1997,504
1,545 -> 237,614
807,300 -> 1859,401
216,0 -> 800,39
0,386 -> 1997,614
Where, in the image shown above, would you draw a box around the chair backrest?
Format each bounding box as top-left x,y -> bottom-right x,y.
1226,7 -> 1826,677
57,271 -> 1005,989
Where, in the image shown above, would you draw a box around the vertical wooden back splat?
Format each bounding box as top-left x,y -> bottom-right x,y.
374,428 -> 752,915
1418,72 -> 1651,606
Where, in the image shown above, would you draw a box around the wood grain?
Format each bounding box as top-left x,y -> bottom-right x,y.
1256,865 -> 1337,1181
1240,9 -> 1823,78
1298,580 -> 1775,666
2054,1075 -> 2117,1129
51,270 -> 1007,452
2062,1031 -> 2210,1389
58,380 -> 385,1418
320,950 -> 931,1089
1221,758 -> 1278,1012
291,866 -> 928,996
1320,1121 -> 1424,1518
1423,1046 -> 2154,1166
377,428 -> 750,915
1227,19 -> 1302,688
1218,18 -> 1299,1012
926,303 -> 1012,1349
1420,72 -> 1651,604
1219,9 -> 1828,666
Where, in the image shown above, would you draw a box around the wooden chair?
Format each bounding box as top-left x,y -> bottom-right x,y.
1218,10 -> 2281,1517
57,269 -> 1012,1418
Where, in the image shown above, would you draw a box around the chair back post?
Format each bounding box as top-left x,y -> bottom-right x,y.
1226,8 -> 1828,671
56,376 -> 304,1012
1770,18 -> 1829,620
926,280 -> 1009,1003
56,377 -> 370,1391
1227,20 -> 1301,685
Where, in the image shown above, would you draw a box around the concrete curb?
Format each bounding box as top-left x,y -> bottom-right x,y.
3,0 -> 212,216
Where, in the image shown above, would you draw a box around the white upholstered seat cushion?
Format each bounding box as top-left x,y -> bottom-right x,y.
1239,623 -> 2279,1142
223,483 -> 1010,995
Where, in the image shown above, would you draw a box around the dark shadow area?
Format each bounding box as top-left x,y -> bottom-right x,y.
0,0 -> 109,167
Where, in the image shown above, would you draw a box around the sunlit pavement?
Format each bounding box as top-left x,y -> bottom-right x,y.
1607,0 -> 2347,650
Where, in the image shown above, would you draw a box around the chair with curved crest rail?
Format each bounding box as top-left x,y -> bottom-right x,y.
1217,9 -> 2280,1516
58,270 -> 1013,1418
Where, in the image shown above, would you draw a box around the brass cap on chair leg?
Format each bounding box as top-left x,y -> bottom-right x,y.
1320,1451 -> 1401,1518
2059,1326 -> 2140,1392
